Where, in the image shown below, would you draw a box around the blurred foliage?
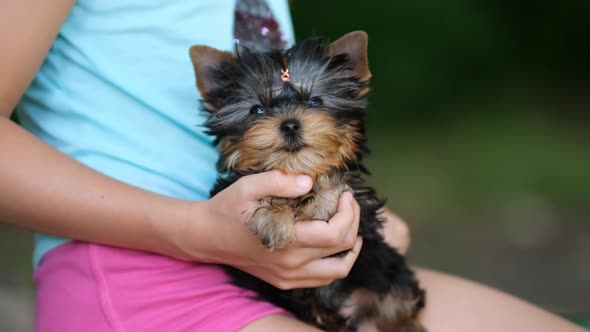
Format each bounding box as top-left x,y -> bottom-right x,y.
292,0 -> 589,123
291,1 -> 590,224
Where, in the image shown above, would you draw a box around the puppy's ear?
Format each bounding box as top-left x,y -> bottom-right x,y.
189,45 -> 234,98
330,31 -> 371,82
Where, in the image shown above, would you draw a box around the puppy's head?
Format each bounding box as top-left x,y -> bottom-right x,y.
190,31 -> 371,177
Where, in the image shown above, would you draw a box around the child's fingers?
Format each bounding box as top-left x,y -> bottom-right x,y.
235,170 -> 312,200
379,209 -> 411,255
248,236 -> 363,290
293,192 -> 359,253
244,264 -> 335,290
294,236 -> 362,280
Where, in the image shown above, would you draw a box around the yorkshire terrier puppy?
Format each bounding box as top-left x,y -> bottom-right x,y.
189,31 -> 426,332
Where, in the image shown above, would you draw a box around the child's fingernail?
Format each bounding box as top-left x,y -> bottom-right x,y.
296,175 -> 312,190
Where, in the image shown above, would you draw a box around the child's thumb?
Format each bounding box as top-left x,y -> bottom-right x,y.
240,170 -> 312,199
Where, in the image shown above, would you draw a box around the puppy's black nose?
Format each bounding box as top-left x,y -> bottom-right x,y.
280,119 -> 300,135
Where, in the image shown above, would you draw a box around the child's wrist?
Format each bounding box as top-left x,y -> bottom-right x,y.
141,196 -> 196,261
154,198 -> 216,262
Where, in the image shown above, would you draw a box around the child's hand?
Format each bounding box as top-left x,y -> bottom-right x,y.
179,170 -> 362,290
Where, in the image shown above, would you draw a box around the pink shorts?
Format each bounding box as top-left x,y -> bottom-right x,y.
34,242 -> 288,332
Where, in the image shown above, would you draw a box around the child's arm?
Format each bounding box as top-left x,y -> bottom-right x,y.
0,118 -> 363,290
0,118 -> 361,289
0,0 -> 362,289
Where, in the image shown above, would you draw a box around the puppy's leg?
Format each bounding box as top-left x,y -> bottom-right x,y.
248,199 -> 295,249
341,240 -> 426,332
342,288 -> 426,332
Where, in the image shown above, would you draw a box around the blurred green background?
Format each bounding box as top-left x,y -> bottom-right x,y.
1,0 -> 589,330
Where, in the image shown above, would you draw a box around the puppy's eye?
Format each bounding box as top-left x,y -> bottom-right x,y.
250,105 -> 266,115
307,97 -> 323,108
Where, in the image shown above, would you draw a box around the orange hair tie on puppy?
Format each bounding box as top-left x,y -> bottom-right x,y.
280,68 -> 291,82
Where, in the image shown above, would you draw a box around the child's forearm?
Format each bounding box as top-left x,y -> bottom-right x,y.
0,117 -> 198,260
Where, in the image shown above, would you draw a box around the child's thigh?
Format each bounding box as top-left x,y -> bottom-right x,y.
34,242 -> 288,332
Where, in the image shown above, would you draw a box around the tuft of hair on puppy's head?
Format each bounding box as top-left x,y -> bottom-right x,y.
189,31 -> 372,179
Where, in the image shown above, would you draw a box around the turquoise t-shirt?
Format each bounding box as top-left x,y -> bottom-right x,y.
16,0 -> 295,267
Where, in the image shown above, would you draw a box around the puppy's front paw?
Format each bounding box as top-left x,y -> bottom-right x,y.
248,205 -> 295,249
